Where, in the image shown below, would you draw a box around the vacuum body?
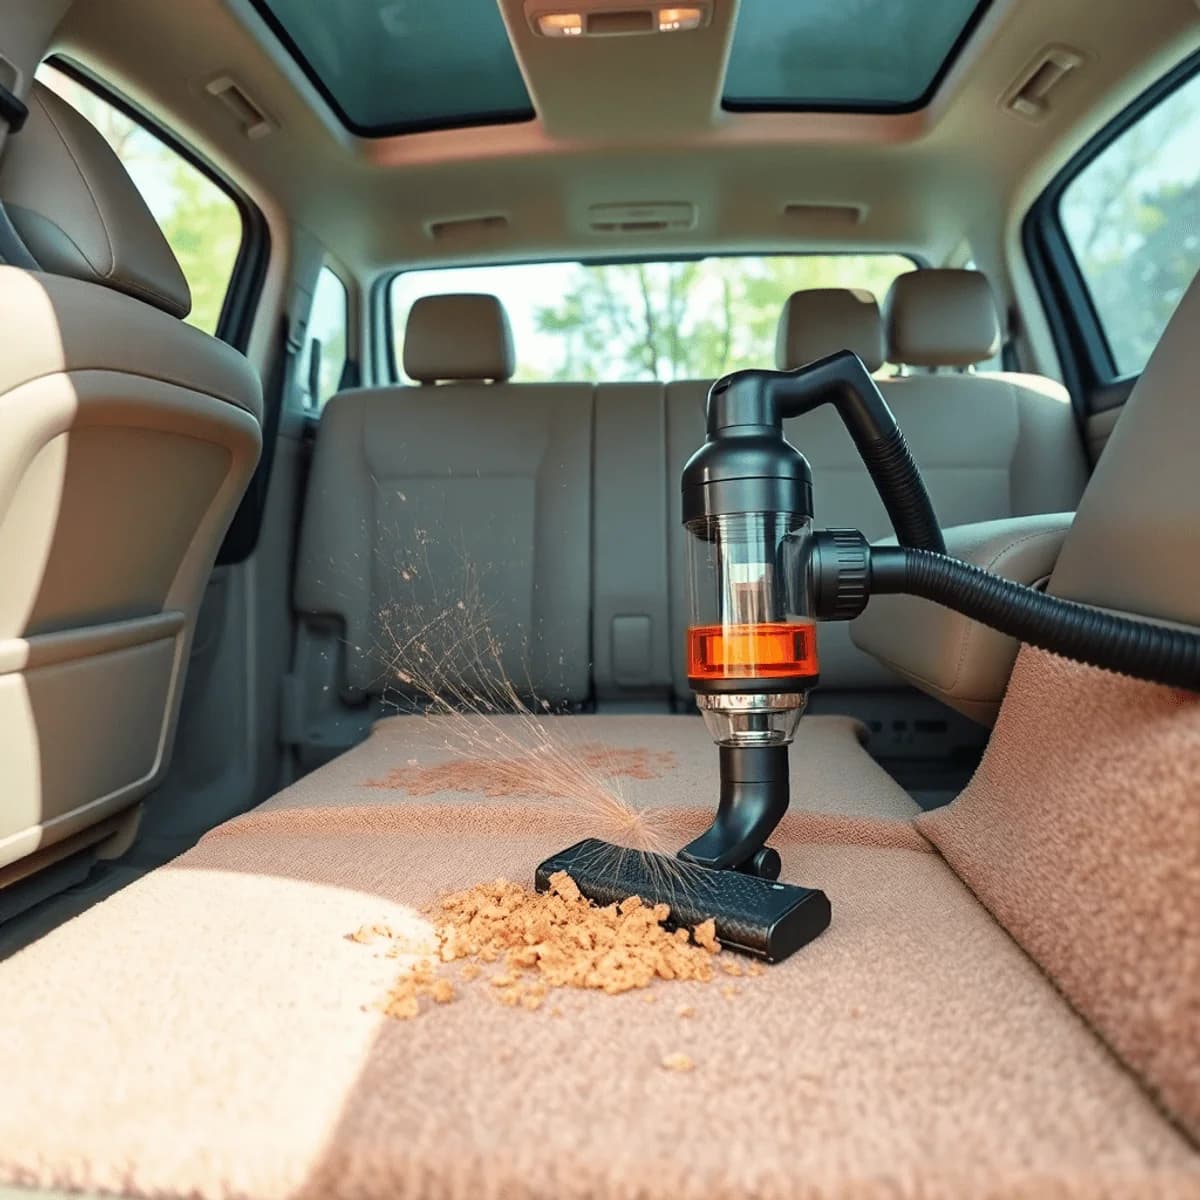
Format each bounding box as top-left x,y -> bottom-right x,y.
537,351 -> 1200,962
678,372 -> 821,876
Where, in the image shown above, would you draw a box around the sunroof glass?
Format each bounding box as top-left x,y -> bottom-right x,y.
723,0 -> 991,112
249,0 -> 534,135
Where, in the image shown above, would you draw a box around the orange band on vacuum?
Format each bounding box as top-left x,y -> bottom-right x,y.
687,621 -> 819,680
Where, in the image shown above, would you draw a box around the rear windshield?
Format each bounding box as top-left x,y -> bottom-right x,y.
390,255 -> 914,383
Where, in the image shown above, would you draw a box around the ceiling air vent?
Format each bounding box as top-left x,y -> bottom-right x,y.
425,214 -> 510,244
1001,46 -> 1084,122
780,204 -> 866,233
587,202 -> 696,234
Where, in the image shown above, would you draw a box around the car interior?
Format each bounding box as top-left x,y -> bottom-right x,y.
0,0 -> 1197,1195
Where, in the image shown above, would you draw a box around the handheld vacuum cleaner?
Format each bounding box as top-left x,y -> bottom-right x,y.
537,351 -> 1200,962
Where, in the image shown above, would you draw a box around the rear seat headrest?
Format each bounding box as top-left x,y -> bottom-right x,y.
775,288 -> 885,372
0,82 -> 191,319
884,269 -> 1001,367
403,293 -> 515,383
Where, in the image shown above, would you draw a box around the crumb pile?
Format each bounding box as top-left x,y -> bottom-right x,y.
350,872 -> 763,1024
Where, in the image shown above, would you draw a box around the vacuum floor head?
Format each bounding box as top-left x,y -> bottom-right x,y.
535,838 -> 830,963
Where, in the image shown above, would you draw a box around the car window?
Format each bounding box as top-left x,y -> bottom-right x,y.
1059,70 -> 1200,377
300,265 -> 349,412
390,255 -> 914,382
35,62 -> 245,337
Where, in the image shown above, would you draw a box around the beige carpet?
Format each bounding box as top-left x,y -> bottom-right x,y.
920,646 -> 1200,1142
0,710 -> 1196,1198
260,712 -> 921,826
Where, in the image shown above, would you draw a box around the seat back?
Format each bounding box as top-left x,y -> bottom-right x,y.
294,295 -> 592,716
915,269 -> 1200,1139
0,84 -> 262,880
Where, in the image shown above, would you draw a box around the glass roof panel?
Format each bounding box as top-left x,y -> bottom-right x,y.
723,0 -> 991,112
250,0 -> 534,135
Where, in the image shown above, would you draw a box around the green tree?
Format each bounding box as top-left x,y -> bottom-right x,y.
533,255 -> 911,381
1060,77 -> 1200,374
157,159 -> 242,335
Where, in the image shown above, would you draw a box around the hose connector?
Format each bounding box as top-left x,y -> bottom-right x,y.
809,528 -> 872,621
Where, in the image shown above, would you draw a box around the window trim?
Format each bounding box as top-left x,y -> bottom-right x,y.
43,55 -> 271,352
379,250 -> 923,385
721,0 -> 993,116
1023,50 -> 1200,405
300,262 -> 352,415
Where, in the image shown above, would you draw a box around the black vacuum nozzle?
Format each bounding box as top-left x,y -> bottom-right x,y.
535,839 -> 831,963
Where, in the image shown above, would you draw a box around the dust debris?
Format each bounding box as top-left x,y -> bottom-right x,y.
349,922 -> 394,945
350,870 -> 766,1022
365,744 -> 677,800
661,1053 -> 695,1073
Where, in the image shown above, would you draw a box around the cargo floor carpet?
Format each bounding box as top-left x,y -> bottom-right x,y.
0,713 -> 1195,1199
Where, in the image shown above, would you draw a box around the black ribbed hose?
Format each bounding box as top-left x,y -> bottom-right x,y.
870,546 -> 1200,691
851,425 -> 946,555
770,351 -> 947,555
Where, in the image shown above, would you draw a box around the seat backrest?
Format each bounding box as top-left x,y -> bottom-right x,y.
0,83 -> 262,881
295,294 -> 592,708
881,268 -> 1088,519
665,278 -> 1088,698
915,269 -> 1200,1140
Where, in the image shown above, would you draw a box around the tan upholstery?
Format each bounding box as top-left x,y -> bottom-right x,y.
884,269 -> 1001,368
295,382 -> 592,703
775,288 -> 885,372
851,514 -> 1072,725
1049,270 -> 1200,625
0,83 -> 190,319
402,293 -> 515,383
0,92 -> 261,876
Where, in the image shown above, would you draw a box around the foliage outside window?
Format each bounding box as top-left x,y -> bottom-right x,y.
1059,71 -> 1200,377
390,255 -> 914,383
35,63 -> 244,337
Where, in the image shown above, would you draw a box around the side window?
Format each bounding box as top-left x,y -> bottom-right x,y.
301,266 -> 349,413
35,62 -> 245,337
1058,70 -> 1200,378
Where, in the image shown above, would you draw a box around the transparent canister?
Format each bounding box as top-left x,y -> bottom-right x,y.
684,511 -> 818,746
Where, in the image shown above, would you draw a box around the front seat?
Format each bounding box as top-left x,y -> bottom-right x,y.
0,83 -> 262,887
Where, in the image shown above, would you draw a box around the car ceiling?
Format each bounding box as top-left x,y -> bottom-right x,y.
46,0 -> 1200,277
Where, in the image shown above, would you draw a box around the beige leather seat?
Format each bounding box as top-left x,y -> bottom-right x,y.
293,294 -> 592,753
666,279 -> 1088,701
0,83 -> 262,885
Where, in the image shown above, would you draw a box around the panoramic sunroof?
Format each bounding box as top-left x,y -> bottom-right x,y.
723,0 -> 991,113
249,0 -> 534,136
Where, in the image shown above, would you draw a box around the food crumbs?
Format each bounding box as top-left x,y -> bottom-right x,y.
676,1004 -> 695,1018
661,1053 -> 695,1073
351,873 -> 731,1023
